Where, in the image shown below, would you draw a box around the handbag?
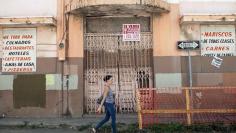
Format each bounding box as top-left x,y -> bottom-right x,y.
96,95 -> 103,105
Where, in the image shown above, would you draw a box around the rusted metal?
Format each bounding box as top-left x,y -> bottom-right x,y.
66,0 -> 170,16
141,109 -> 236,114
85,33 -> 153,113
185,88 -> 192,125
136,90 -> 143,129
136,87 -> 236,129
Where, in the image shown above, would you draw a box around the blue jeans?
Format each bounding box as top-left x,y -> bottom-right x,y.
95,102 -> 116,133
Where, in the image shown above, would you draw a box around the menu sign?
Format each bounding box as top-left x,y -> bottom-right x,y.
2,28 -> 36,72
201,25 -> 235,56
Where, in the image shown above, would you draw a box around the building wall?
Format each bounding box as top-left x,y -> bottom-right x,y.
0,0 -> 83,117
153,4 -> 182,57
154,1 -> 236,88
67,14 -> 84,116
0,0 -> 236,117
0,25 -> 83,117
0,0 -> 57,17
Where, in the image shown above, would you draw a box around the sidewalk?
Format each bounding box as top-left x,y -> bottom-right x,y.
0,114 -> 138,129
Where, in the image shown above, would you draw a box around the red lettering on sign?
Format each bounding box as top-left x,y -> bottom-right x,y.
203,32 -> 232,37
206,46 -> 230,51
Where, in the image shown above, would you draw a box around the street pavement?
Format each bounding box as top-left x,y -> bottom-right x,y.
0,114 -> 138,133
0,128 -> 80,133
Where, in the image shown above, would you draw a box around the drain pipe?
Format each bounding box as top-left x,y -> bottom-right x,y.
57,0 -> 66,117
58,0 -> 71,117
64,12 -> 71,117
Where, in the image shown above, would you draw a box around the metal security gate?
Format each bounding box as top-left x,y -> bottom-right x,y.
85,33 -> 153,113
84,17 -> 153,113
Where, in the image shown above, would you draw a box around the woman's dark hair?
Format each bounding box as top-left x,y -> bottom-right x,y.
103,75 -> 112,82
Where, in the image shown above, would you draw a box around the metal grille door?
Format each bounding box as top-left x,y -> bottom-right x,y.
85,33 -> 153,113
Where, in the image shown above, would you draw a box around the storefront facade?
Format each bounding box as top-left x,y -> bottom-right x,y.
0,0 -> 235,117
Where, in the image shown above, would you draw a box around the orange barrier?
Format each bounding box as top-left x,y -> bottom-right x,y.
136,87 -> 236,129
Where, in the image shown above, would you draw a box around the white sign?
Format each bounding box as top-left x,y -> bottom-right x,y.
2,28 -> 36,72
201,25 -> 235,56
122,24 -> 140,41
211,56 -> 223,68
177,41 -> 200,49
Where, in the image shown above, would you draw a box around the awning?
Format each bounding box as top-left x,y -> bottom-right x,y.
66,0 -> 170,16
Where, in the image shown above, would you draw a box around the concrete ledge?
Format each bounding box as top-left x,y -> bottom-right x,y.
0,17 -> 57,27
180,14 -> 236,25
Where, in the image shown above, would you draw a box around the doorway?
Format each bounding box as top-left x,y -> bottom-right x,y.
84,17 -> 153,113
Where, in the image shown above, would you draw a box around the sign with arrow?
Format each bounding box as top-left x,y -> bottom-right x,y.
177,41 -> 200,50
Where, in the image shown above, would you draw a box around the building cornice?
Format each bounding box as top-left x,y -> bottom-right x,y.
0,17 -> 57,27
180,14 -> 236,25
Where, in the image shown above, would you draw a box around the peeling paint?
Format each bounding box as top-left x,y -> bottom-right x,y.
67,0 -> 170,16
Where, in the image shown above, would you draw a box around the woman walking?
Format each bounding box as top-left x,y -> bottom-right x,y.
92,75 -> 116,133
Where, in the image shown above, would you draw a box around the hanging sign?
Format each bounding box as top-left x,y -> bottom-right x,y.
211,56 -> 223,68
122,24 -> 140,41
177,40 -> 200,50
2,28 -> 36,72
201,25 -> 235,56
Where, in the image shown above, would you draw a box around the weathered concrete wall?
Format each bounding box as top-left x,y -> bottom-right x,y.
0,89 -> 81,117
0,72 -> 82,117
68,15 -> 84,58
0,0 -> 83,117
153,4 -> 181,56
153,2 -> 236,88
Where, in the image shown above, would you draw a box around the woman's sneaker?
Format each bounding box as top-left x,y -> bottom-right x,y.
92,128 -> 96,133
